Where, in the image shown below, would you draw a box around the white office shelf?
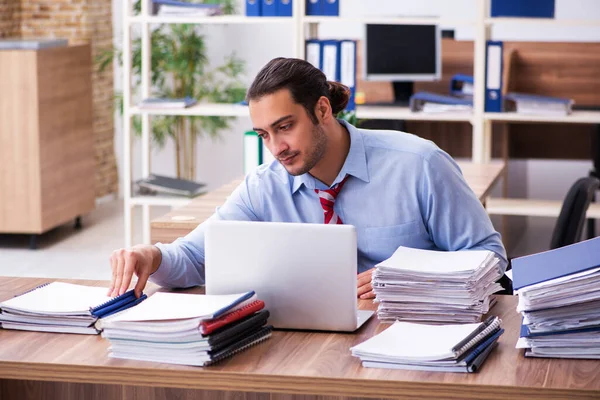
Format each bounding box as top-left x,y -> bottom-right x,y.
129,196 -> 192,207
302,16 -> 474,26
485,17 -> 600,27
484,111 -> 600,124
128,15 -> 293,24
487,198 -> 600,219
356,106 -> 473,122
130,103 -> 250,117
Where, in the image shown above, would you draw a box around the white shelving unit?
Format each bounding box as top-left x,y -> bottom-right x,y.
121,0 -> 600,246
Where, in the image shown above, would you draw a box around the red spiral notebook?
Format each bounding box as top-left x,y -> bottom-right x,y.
200,300 -> 265,335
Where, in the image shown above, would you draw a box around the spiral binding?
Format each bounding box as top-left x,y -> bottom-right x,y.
14,282 -> 51,298
455,319 -> 502,358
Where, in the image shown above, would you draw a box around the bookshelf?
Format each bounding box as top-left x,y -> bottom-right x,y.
122,0 -> 600,246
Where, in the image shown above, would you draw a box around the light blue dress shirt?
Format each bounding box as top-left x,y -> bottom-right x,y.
151,120 -> 507,288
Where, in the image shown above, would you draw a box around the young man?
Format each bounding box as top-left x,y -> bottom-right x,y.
108,57 -> 507,300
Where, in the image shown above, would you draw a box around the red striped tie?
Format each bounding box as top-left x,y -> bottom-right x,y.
314,175 -> 349,224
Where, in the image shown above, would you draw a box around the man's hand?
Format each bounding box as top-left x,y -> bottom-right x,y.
357,267 -> 376,299
108,245 -> 162,298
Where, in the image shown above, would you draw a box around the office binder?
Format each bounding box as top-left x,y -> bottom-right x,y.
261,0 -> 277,16
244,131 -> 263,174
484,41 -> 504,112
306,0 -> 322,15
277,0 -> 293,16
450,74 -> 474,97
305,39 -> 321,68
512,236 -> 600,291
200,300 -> 265,335
409,91 -> 473,112
322,0 -> 339,16
491,0 -> 555,18
321,40 -> 340,82
246,0 -> 261,16
340,40 -> 356,111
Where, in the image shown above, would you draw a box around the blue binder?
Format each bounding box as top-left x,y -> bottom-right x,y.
409,91 -> 473,112
246,0 -> 261,16
322,0 -> 339,16
339,40 -> 356,111
305,39 -> 322,68
512,236 -> 600,291
320,40 -> 341,82
306,0 -> 322,15
262,0 -> 277,16
277,0 -> 293,16
491,0 -> 555,18
484,41 -> 503,112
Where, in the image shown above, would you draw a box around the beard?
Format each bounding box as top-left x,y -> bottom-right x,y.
280,123 -> 328,176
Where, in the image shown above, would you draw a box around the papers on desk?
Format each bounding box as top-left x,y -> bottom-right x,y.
372,247 -> 503,324
100,291 -> 272,366
351,317 -> 503,372
0,282 -> 146,335
513,237 -> 600,359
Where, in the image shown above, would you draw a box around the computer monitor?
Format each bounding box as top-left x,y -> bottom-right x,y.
364,24 -> 441,104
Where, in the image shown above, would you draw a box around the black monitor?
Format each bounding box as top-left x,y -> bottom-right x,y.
364,24 -> 441,104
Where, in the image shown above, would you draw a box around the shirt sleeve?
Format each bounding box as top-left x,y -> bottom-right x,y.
419,149 -> 508,272
149,175 -> 262,289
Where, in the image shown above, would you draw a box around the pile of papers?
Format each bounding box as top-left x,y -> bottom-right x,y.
351,316 -> 504,372
153,0 -> 224,17
372,247 -> 504,324
100,291 -> 272,366
513,237 -> 600,359
0,282 -> 146,335
505,92 -> 574,117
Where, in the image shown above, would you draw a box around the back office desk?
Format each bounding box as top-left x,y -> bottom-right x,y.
151,161 -> 506,244
0,277 -> 599,400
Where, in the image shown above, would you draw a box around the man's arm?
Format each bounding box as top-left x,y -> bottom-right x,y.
150,176 -> 262,288
419,149 -> 508,272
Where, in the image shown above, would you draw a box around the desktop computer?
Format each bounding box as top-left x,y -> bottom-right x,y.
363,24 -> 441,106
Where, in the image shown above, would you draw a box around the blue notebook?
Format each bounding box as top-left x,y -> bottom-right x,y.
511,236 -> 600,290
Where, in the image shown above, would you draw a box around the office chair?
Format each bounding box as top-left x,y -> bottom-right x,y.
549,176 -> 600,250
499,176 -> 600,295
586,124 -> 600,238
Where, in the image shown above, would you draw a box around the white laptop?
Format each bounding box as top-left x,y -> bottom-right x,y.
204,220 -> 374,332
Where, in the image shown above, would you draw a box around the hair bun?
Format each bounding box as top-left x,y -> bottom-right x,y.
327,81 -> 351,115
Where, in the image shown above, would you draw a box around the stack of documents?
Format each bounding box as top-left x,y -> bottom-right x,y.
409,91 -> 473,113
513,237 -> 600,359
505,92 -> 574,117
153,0 -> 223,16
0,282 -> 146,335
351,316 -> 504,372
135,174 -> 207,197
372,247 -> 503,323
100,291 -> 272,366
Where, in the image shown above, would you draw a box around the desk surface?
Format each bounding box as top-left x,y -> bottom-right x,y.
151,161 -> 506,244
0,276 -> 598,400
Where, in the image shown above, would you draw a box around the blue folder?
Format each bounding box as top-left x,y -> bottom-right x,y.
409,91 -> 473,112
491,0 -> 555,18
277,0 -> 293,16
262,0 -> 277,16
246,0 -> 261,16
484,41 -> 504,112
450,74 -> 474,97
511,236 -> 600,291
322,0 -> 339,16
306,0 -> 322,15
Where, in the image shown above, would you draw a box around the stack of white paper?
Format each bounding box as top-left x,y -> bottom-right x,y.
372,247 -> 503,323
350,318 -> 503,372
515,266 -> 600,359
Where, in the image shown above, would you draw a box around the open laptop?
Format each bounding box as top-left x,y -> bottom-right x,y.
204,220 -> 374,332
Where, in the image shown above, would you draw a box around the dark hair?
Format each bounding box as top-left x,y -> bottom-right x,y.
246,57 -> 350,123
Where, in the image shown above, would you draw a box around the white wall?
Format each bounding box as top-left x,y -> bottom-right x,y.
111,0 -> 600,197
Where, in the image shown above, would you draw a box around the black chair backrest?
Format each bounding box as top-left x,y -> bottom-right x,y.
550,177 -> 600,250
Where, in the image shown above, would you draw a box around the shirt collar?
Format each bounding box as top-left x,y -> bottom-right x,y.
291,119 -> 370,194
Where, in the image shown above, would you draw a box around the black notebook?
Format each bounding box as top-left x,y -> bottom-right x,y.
135,174 -> 207,198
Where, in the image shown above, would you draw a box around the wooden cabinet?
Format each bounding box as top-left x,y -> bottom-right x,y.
0,45 -> 95,242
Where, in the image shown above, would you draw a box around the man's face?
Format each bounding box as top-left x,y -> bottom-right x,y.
250,89 -> 327,176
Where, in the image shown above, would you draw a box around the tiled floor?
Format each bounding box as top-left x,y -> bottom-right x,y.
0,200 -> 573,280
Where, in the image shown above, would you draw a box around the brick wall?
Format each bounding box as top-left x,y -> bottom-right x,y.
0,0 -> 21,38
7,0 -> 118,198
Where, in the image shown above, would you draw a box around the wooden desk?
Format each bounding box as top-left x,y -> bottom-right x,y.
151,161 -> 506,244
0,277 -> 599,400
